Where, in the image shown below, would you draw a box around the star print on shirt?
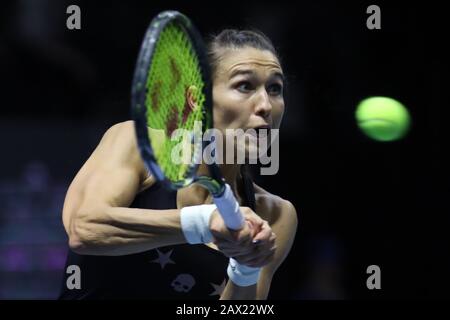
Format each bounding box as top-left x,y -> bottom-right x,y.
209,279 -> 227,296
151,249 -> 175,269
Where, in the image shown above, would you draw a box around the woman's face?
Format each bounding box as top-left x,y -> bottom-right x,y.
212,47 -> 285,131
212,47 -> 285,158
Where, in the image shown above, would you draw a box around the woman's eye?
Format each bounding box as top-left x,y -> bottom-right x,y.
236,81 -> 253,93
267,83 -> 283,96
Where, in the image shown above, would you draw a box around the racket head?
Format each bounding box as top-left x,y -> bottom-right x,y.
131,11 -> 213,190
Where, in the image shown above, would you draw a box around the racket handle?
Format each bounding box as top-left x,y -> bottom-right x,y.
213,184 -> 245,230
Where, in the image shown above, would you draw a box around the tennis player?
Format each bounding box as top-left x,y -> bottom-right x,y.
59,29 -> 297,300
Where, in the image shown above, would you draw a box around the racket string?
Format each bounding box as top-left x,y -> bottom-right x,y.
144,22 -> 206,183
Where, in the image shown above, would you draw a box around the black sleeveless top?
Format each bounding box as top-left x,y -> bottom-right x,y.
59,170 -> 255,300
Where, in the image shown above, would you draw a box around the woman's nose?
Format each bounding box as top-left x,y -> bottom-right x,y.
254,89 -> 272,118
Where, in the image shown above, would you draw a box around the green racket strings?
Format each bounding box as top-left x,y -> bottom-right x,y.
145,22 -> 206,183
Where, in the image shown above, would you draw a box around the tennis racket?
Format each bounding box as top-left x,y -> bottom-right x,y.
131,10 -> 245,231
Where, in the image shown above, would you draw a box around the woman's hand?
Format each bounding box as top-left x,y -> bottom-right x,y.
209,207 -> 277,268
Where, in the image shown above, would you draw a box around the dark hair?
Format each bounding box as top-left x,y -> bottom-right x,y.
207,29 -> 281,77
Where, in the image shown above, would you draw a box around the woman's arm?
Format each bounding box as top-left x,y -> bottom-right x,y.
63,121 -> 271,258
63,121 -> 186,256
220,199 -> 298,299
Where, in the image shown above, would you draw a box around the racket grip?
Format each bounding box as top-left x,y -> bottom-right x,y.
213,184 -> 245,230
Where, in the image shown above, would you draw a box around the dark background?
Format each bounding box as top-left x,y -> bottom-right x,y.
1,0 -> 449,299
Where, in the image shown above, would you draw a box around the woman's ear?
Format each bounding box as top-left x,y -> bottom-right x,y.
185,85 -> 198,111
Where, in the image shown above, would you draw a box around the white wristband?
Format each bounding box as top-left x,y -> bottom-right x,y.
180,204 -> 216,244
227,258 -> 261,287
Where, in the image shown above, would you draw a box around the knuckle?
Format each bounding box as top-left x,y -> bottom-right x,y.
241,206 -> 251,214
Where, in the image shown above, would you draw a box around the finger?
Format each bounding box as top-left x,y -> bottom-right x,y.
238,243 -> 277,265
245,220 -> 259,238
211,227 -> 249,244
252,222 -> 273,243
253,231 -> 276,245
216,245 -> 253,257
227,234 -> 275,262
235,223 -> 257,245
223,250 -> 252,258
215,238 -> 260,254
246,217 -> 264,229
210,229 -> 232,242
232,248 -> 270,265
252,238 -> 276,256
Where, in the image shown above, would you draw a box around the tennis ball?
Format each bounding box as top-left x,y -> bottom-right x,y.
355,96 -> 411,142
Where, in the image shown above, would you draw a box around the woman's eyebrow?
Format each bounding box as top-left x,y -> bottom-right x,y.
228,69 -> 255,80
272,71 -> 285,83
228,69 -> 285,82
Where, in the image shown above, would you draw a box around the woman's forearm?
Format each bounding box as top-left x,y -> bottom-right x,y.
69,206 -> 186,256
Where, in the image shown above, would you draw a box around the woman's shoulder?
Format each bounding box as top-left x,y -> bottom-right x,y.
104,120 -> 135,138
99,121 -> 140,165
99,120 -> 135,150
102,120 -> 153,186
252,183 -> 298,227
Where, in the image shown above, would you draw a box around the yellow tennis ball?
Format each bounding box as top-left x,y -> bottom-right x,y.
355,96 -> 411,142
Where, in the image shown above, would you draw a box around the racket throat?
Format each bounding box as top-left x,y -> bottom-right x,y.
195,176 -> 225,197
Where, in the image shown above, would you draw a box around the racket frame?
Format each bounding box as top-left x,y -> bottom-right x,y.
131,10 -> 221,192
131,11 -> 245,230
